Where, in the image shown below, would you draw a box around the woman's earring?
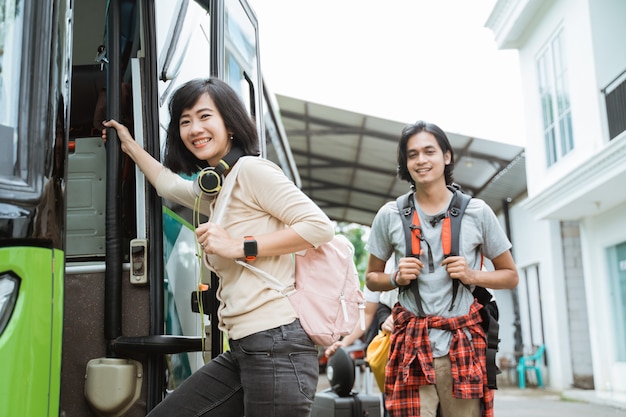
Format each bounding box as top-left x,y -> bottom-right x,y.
229,134 -> 234,140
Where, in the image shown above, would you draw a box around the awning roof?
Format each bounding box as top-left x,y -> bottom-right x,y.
277,95 -> 527,227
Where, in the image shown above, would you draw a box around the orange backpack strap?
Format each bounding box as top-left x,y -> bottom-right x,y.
441,217 -> 452,255
397,191 -> 419,256
396,191 -> 426,316
410,211 -> 422,257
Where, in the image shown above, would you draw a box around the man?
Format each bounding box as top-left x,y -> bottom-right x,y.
365,121 -> 518,417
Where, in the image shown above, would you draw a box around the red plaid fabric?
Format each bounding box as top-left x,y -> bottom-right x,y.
384,300 -> 494,417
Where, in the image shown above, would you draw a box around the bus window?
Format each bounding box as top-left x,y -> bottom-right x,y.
224,0 -> 263,151
0,0 -> 24,180
224,0 -> 258,106
157,0 -> 202,83
156,0 -> 212,122
263,89 -> 300,186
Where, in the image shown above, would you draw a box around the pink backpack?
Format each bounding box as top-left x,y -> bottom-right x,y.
291,234 -> 366,346
239,234 -> 366,346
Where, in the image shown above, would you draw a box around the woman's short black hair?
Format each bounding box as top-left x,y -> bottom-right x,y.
396,120 -> 455,186
163,78 -> 260,175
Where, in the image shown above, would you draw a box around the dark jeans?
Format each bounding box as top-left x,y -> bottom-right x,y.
147,319 -> 319,417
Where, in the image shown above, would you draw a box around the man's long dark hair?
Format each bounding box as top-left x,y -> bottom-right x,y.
163,78 -> 260,175
396,120 -> 455,186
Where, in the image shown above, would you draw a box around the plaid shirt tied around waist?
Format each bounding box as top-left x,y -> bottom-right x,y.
385,299 -> 494,417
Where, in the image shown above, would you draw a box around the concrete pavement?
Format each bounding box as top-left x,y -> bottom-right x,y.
317,370 -> 626,416
495,388 -> 626,416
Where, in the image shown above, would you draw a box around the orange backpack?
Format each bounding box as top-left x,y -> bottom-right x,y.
396,186 -> 501,389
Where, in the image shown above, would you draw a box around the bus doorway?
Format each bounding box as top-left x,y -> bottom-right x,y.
1,0 -> 288,416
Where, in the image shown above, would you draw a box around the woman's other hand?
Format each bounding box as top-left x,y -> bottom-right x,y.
102,119 -> 164,185
196,222 -> 243,259
102,119 -> 134,153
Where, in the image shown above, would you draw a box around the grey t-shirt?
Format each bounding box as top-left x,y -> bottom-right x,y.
366,193 -> 511,357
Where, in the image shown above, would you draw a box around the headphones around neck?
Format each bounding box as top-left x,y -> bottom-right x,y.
193,147 -> 245,197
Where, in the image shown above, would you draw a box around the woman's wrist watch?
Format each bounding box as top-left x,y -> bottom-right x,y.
243,236 -> 257,262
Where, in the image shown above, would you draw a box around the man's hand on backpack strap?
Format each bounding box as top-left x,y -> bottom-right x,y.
396,256 -> 424,286
441,256 -> 477,285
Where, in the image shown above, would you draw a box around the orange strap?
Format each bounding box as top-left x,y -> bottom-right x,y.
410,211 -> 421,256
411,211 -> 454,257
441,217 -> 451,256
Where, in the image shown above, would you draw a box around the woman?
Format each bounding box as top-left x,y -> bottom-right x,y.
103,78 -> 334,417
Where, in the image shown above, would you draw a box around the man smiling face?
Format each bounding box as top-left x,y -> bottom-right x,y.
405,130 -> 452,189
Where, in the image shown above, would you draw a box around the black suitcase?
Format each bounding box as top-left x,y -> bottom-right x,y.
312,347 -> 381,417
311,389 -> 381,417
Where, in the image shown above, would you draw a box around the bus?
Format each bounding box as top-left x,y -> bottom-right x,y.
0,0 -> 298,415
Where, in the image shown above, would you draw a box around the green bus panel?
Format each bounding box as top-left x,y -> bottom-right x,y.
0,247 -> 64,417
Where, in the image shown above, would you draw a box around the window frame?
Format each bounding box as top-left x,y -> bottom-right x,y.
607,241 -> 626,362
0,1 -> 54,201
536,28 -> 574,167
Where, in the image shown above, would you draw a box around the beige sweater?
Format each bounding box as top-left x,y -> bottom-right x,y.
154,156 -> 334,340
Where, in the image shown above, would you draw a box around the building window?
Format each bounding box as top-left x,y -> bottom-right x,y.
607,241 -> 626,362
537,29 -> 573,167
603,71 -> 626,140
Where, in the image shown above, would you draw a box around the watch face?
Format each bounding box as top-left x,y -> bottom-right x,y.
244,237 -> 257,259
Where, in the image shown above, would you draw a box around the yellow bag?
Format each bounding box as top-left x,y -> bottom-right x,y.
366,330 -> 391,392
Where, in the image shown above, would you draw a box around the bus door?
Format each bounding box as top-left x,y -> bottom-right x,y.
151,0 -> 267,375
61,0 -> 266,416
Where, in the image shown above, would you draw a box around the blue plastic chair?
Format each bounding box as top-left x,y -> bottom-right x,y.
516,344 -> 546,389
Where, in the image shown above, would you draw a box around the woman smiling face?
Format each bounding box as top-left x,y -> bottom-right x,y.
178,92 -> 233,167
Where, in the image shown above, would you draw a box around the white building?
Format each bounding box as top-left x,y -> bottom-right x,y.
487,0 -> 626,406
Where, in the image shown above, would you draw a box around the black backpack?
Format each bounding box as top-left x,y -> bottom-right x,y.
395,186 -> 501,389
